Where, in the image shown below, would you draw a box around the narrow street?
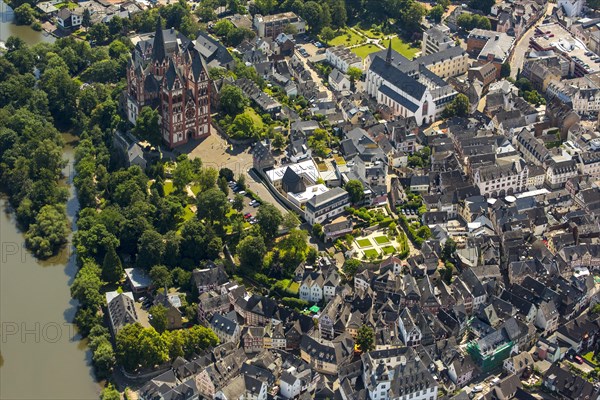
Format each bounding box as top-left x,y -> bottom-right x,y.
509,3 -> 554,78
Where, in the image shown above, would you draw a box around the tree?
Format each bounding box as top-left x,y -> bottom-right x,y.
219,168 -> 234,182
453,93 -> 470,117
213,19 -> 235,37
321,27 -> 336,44
218,176 -> 229,195
82,8 -> 92,28
272,132 -> 286,150
428,5 -> 444,23
282,211 -> 300,230
173,156 -> 194,192
88,23 -> 110,44
237,235 -> 266,270
137,229 -> 165,268
237,174 -> 247,190
24,204 -> 68,258
219,85 -> 248,116
133,107 -> 161,146
150,265 -> 172,288
442,237 -> 457,261
149,304 -> 168,333
229,113 -> 256,139
312,223 -> 323,238
102,244 -> 123,284
347,67 -> 362,84
100,384 -> 121,400
302,1 -> 325,33
356,325 -> 375,352
470,0 -> 495,14
197,187 -> 231,224
71,261 -> 104,309
14,3 -> 34,25
257,204 -> 283,240
500,62 -> 511,78
232,194 -> 245,211
93,341 -> 116,380
345,180 -> 364,204
342,259 -> 361,277
330,0 -> 347,29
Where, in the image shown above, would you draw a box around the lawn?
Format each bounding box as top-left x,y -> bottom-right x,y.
190,184 -> 200,196
583,352 -> 598,366
356,238 -> 372,248
374,236 -> 390,245
390,36 -> 419,60
364,249 -> 380,258
288,281 -> 299,294
328,28 -> 365,47
244,107 -> 264,129
382,245 -> 396,255
352,24 -> 384,40
351,44 -> 381,59
164,180 -> 174,196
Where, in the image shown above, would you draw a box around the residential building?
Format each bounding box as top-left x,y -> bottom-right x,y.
422,25 -> 454,56
56,8 -> 82,30
325,46 -> 362,73
210,313 -> 241,344
503,352 -> 534,376
362,347 -> 438,400
472,160 -> 529,197
329,68 -> 351,92
545,158 -> 579,189
467,30 -> 514,78
558,0 -> 584,17
299,334 -> 353,375
126,20 -> 211,148
304,187 -> 350,226
105,291 -> 138,337
253,12 -> 305,39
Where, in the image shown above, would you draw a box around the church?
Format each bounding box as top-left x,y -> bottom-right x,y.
126,19 -> 211,149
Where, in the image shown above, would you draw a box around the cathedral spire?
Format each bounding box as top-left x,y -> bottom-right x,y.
152,16 -> 166,62
386,40 -> 392,64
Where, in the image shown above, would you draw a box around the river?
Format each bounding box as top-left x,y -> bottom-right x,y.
0,133 -> 101,399
0,0 -> 55,45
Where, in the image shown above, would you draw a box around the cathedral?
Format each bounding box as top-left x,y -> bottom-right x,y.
126,19 -> 211,149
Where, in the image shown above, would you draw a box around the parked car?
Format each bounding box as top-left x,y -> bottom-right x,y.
575,355 -> 584,364
244,213 -> 252,219
238,191 -> 246,195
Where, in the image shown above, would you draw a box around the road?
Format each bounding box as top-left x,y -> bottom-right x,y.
509,3 -> 554,79
294,48 -> 334,101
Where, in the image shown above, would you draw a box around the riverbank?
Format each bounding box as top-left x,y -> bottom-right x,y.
0,133 -> 101,399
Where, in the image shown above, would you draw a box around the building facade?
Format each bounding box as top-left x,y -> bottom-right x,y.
126,20 -> 211,149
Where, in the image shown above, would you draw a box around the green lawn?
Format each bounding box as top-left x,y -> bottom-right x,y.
356,238 -> 372,248
351,44 -> 381,59
164,180 -> 174,196
190,184 -> 200,196
352,24 -> 383,39
364,249 -> 380,258
390,37 -> 419,60
288,281 -> 300,294
583,352 -> 598,366
374,236 -> 390,245
328,28 -> 365,47
244,107 -> 264,129
382,245 -> 396,255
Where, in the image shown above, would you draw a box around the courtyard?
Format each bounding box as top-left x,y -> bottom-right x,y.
352,228 -> 409,260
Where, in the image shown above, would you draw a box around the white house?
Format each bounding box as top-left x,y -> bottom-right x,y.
325,46 -> 362,73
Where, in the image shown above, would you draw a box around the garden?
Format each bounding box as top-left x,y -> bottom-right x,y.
351,44 -> 381,59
